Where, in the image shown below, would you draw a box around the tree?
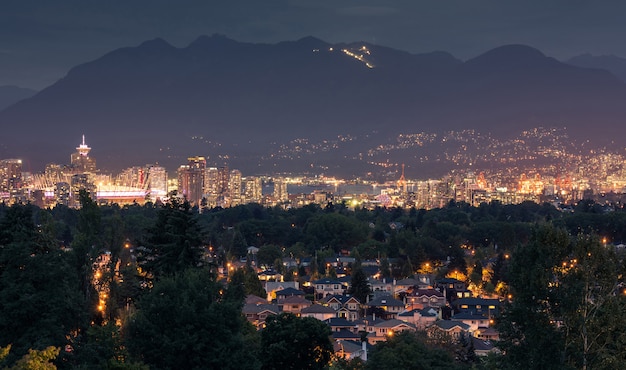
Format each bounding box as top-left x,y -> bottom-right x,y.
365,331 -> 459,370
137,198 -> 205,279
9,346 -> 59,370
0,205 -> 84,365
125,268 -> 259,370
347,267 -> 370,306
259,313 -> 333,370
496,226 -> 571,369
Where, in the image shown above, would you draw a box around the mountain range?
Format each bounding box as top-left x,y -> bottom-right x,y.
1,35 -> 625,177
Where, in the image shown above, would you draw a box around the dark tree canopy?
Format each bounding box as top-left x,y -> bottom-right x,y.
126,268 -> 258,370
259,313 -> 333,370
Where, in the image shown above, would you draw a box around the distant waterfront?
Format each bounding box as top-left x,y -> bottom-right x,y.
264,183 -> 379,196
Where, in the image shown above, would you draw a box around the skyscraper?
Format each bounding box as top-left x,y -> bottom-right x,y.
229,169 -> 242,206
70,135 -> 96,173
147,165 -> 168,201
177,157 -> 206,205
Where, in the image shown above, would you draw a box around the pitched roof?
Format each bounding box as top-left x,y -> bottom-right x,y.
278,296 -> 311,305
301,304 -> 337,314
242,303 -> 279,315
374,319 -> 416,329
245,294 -> 267,305
314,278 -> 343,284
413,288 -> 444,297
451,312 -> 489,320
332,329 -> 362,341
326,317 -> 355,327
434,320 -> 470,331
368,295 -> 405,307
275,287 -> 305,296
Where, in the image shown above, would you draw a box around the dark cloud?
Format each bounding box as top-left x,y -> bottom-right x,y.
2,0 -> 626,89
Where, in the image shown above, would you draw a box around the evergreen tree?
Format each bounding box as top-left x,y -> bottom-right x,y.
138,198 -> 204,279
348,267 -> 371,305
259,313 -> 332,370
126,268 -> 258,369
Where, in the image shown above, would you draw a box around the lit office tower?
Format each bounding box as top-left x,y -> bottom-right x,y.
273,177 -> 288,203
55,182 -> 71,207
217,166 -> 230,196
229,169 -> 242,206
205,167 -> 219,196
71,173 -> 96,208
70,135 -> 96,173
244,176 -> 263,204
147,165 -> 168,201
0,159 -> 23,194
177,157 -> 206,205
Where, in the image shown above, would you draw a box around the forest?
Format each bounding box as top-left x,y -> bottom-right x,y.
1,192 -> 626,369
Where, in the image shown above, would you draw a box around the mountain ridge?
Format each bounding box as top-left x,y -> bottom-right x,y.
1,36 -> 625,176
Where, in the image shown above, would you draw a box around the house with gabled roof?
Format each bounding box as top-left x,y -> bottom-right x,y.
332,329 -> 362,342
367,319 -> 417,344
397,307 -> 438,329
471,337 -> 499,356
326,317 -> 358,333
451,312 -> 490,333
320,295 -> 361,321
429,320 -> 471,341
365,295 -> 405,319
334,340 -> 368,361
452,297 -> 501,317
406,288 -> 446,308
301,304 -> 336,321
274,287 -> 305,301
264,281 -> 299,302
313,278 -> 347,300
242,303 -> 279,329
354,315 -> 386,337
278,295 -> 311,316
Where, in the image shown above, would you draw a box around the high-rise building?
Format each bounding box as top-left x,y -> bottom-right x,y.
273,177 -> 288,203
147,165 -> 168,201
70,135 -> 96,173
177,157 -> 206,205
205,167 -> 218,195
244,176 -> 263,204
71,173 -> 96,208
0,159 -> 22,194
229,169 -> 242,206
217,166 -> 230,196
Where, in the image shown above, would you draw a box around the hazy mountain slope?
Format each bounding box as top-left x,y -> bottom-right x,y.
0,36 -> 624,175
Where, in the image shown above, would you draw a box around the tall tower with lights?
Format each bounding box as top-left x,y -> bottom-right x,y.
70,135 -> 96,173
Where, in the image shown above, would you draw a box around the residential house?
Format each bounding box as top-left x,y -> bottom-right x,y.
406,288 -> 446,309
397,307 -> 438,329
452,297 -> 501,318
326,317 -> 358,333
278,295 -> 311,316
242,303 -> 279,329
275,287 -> 305,301
429,320 -> 471,341
301,304 -> 336,321
435,278 -> 468,303
451,312 -> 490,333
366,295 -> 405,319
369,278 -> 394,296
313,278 -> 347,300
367,319 -> 417,344
471,337 -> 499,356
321,295 -> 361,321
354,315 -> 386,338
264,281 -> 299,302
334,340 -> 368,361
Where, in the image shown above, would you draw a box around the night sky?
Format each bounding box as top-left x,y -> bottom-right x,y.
3,0 -> 626,89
